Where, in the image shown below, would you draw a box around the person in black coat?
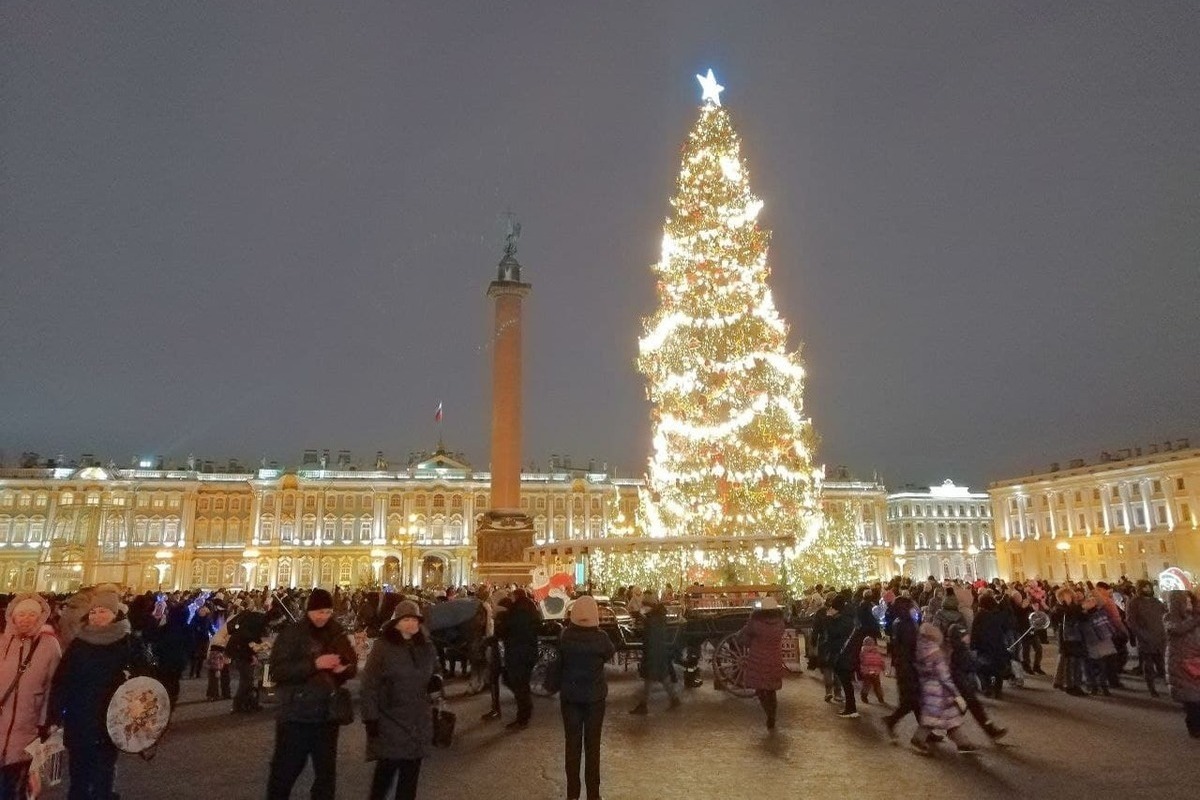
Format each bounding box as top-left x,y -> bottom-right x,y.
265,589 -> 358,800
360,600 -> 439,800
49,590 -> 138,800
629,601 -> 679,714
558,596 -> 615,800
496,589 -> 541,730
154,603 -> 192,708
882,596 -> 920,739
971,593 -> 1013,699
820,596 -> 858,718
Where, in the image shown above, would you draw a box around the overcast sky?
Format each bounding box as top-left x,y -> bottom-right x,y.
2,2 -> 1197,488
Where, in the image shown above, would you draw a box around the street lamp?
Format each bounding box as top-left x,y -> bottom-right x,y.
966,544 -> 980,579
1055,540 -> 1072,582
242,547 -> 260,589
406,513 -> 419,588
153,550 -> 173,589
892,542 -> 907,578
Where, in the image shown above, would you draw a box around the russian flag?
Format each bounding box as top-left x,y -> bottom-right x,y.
435,402 -> 443,423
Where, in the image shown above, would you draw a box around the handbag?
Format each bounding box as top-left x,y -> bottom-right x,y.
328,687 -> 355,726
431,693 -> 455,748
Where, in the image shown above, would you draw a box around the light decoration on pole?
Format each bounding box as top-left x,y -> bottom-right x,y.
635,69 -> 823,574
242,547 -> 260,589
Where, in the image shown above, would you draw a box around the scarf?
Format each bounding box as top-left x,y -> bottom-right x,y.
76,619 -> 132,646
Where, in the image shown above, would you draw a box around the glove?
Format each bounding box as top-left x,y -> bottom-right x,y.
364,720 -> 380,739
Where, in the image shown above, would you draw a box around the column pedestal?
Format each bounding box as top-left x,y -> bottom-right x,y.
475,509 -> 534,585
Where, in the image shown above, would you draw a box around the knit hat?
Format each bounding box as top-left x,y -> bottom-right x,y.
91,591 -> 122,615
393,600 -> 422,621
568,596 -> 600,627
941,595 -> 959,611
11,597 -> 44,618
306,588 -> 334,611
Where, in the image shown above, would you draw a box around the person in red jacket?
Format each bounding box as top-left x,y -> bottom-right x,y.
858,635 -> 887,704
736,597 -> 786,729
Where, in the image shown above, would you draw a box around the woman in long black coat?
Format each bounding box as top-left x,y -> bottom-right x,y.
49,590 -> 138,800
970,593 -> 1013,698
361,600 -> 439,800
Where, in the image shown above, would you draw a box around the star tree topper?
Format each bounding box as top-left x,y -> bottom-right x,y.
696,69 -> 724,106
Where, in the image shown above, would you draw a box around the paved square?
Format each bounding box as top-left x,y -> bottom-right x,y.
41,659 -> 1200,799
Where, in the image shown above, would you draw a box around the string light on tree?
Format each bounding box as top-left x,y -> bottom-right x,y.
636,69 -> 824,571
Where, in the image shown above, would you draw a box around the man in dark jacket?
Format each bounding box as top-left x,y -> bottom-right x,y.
630,601 -> 679,714
1126,580 -> 1168,697
496,588 -> 541,730
821,596 -> 858,718
265,588 -> 358,800
883,596 -> 920,739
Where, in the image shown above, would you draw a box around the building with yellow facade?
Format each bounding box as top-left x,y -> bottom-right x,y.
0,450 -> 644,593
0,452 -> 897,592
990,443 -> 1199,583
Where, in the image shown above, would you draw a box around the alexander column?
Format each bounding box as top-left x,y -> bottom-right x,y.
475,220 -> 535,585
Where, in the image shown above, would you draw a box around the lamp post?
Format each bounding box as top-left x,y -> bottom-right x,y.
966,544 -> 980,580
406,513 -> 418,588
153,550 -> 173,589
892,542 -> 907,579
1056,540 -> 1072,582
242,547 -> 260,589
370,548 -> 386,586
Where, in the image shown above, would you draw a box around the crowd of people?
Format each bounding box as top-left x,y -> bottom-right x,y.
0,573 -> 1197,799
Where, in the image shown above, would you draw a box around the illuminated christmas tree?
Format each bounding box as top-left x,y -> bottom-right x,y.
791,501 -> 875,590
637,70 -> 823,562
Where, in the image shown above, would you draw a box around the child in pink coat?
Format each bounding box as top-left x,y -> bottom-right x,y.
858,635 -> 887,704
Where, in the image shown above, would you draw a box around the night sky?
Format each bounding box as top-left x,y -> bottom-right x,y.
3,3 -> 1198,488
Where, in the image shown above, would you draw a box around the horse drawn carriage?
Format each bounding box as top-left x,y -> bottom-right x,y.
530,585 -> 801,698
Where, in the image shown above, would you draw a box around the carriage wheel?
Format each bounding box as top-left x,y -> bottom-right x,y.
782,629 -> 804,674
712,634 -> 756,697
530,643 -> 559,697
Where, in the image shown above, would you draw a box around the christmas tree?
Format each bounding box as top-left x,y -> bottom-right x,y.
791,501 -> 876,590
637,70 -> 823,561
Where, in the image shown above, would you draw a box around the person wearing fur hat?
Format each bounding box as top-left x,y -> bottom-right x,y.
49,589 -> 137,800
360,600 -> 439,800
558,596 -> 615,800
266,588 -> 358,800
0,594 -> 61,800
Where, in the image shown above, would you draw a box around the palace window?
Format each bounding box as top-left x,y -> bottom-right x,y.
1152,480 -> 1162,495
214,498 -> 225,511
359,520 -> 371,542
35,493 -> 48,507
1177,477 -> 1186,491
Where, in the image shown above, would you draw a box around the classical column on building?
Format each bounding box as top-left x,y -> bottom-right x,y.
1098,483 -> 1112,532
477,228 -> 536,585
